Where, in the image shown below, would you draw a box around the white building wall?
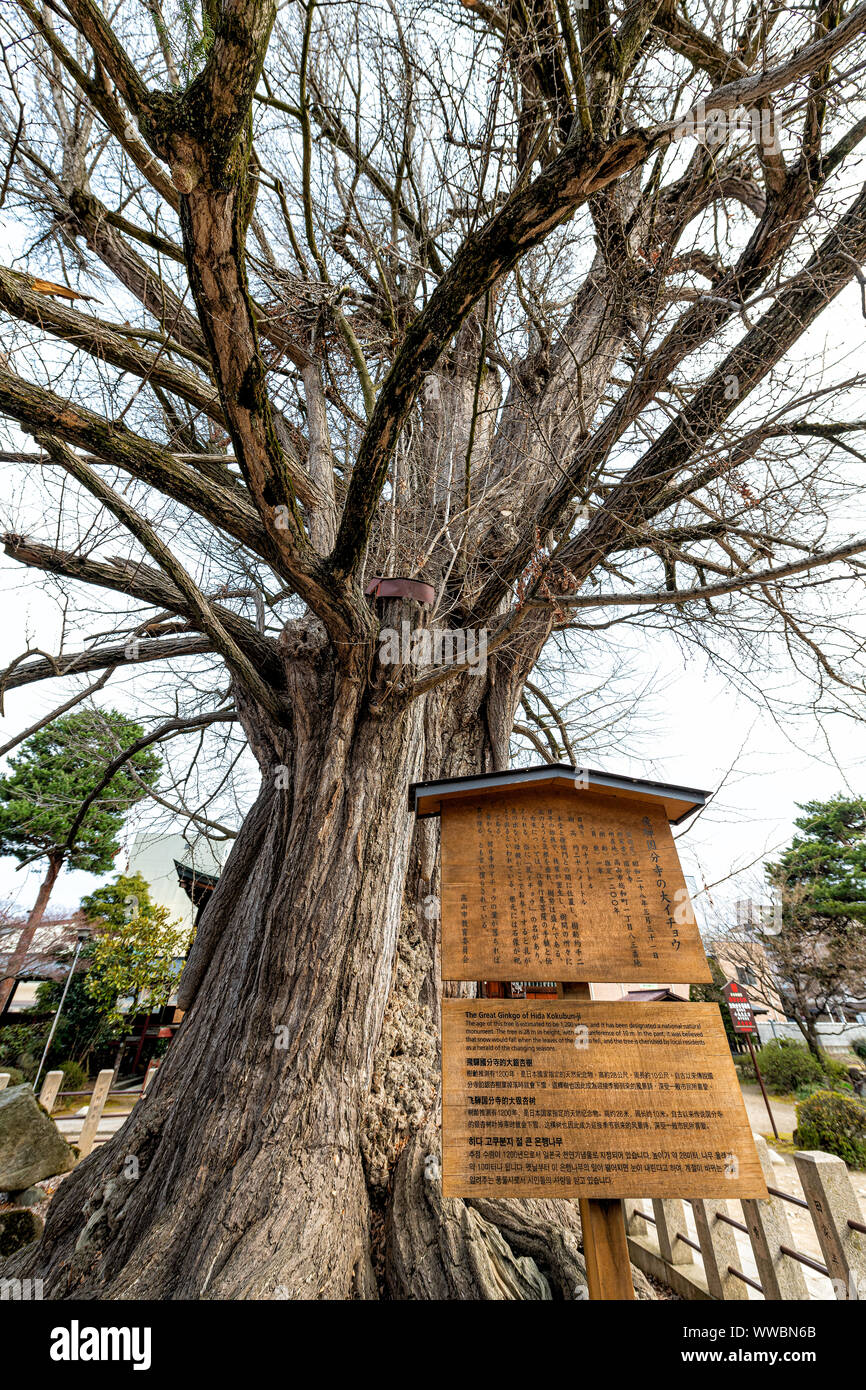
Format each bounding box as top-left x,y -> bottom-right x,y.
125,833 -> 229,940
755,1016 -> 866,1051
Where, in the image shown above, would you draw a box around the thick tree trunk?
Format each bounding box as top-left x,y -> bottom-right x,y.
10,630 -> 428,1297
362,656 -> 656,1300
5,625 -> 653,1300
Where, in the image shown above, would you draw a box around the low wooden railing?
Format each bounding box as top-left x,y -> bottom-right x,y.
0,1064 -> 159,1159
625,1134 -> 866,1301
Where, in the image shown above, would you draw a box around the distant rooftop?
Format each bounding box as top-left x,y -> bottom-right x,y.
174,859 -> 220,908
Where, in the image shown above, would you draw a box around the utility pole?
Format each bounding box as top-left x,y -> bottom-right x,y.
34,927 -> 90,1090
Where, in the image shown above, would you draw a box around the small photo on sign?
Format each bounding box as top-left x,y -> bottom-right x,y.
441,1000 -> 767,1200
440,788 -> 711,983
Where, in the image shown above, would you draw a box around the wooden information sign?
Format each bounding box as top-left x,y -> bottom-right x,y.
409,764 -> 767,1298
441,999 -> 767,1200
441,787 -> 711,983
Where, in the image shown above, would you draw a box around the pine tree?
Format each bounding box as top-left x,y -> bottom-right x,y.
772,797 -> 866,925
0,711 -> 161,1013
760,798 -> 866,1056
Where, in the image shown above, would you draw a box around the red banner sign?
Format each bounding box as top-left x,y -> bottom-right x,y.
722,980 -> 757,1034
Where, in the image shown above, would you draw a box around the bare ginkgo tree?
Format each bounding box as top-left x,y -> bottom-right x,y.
3,0 -> 866,1299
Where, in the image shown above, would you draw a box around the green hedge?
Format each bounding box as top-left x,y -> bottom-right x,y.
822,1056 -> 855,1091
755,1039 -> 825,1094
795,1090 -> 866,1168
0,1022 -> 45,1082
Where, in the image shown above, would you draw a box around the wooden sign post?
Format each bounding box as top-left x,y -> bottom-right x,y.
409,764 -> 769,1301
565,981 -> 635,1301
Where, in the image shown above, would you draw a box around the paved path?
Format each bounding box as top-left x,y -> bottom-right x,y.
55,1108 -> 132,1144
739,1083 -> 797,1138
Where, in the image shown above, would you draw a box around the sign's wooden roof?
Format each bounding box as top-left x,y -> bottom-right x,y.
409,763 -> 708,825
